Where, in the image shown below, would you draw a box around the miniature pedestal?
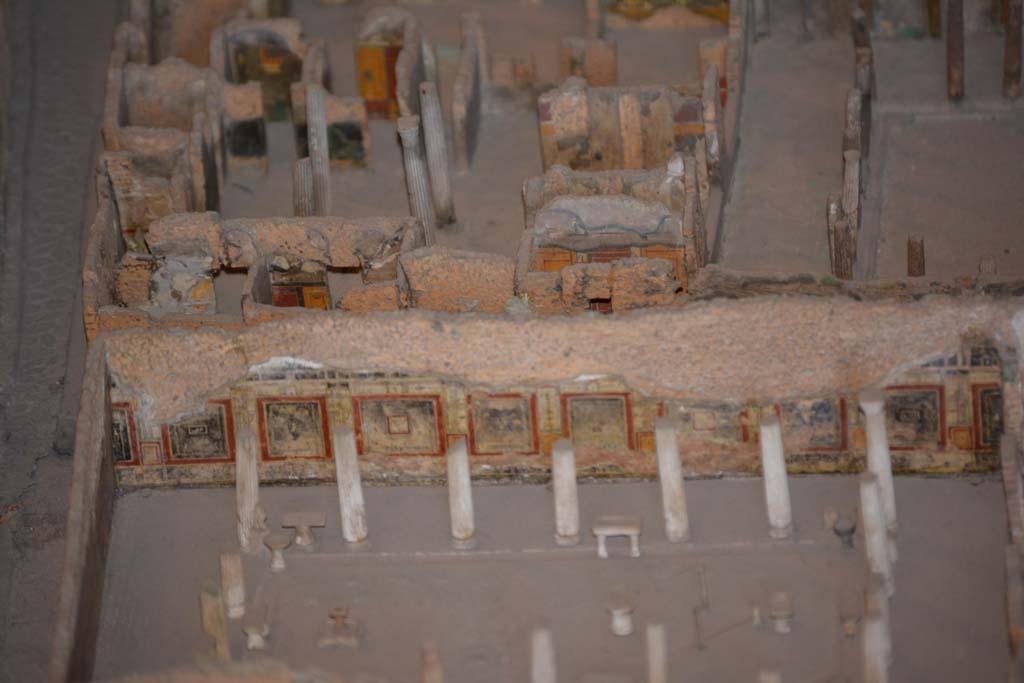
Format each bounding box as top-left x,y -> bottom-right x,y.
265,532 -> 293,573
242,603 -> 269,651
769,591 -> 793,634
282,511 -> 326,550
593,516 -> 641,558
608,597 -> 635,636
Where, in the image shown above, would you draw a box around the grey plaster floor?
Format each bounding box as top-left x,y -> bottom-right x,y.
859,33 -> 1024,280
94,475 -> 1007,681
719,8 -> 851,274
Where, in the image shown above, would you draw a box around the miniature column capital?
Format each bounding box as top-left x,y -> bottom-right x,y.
859,388 -> 886,415
397,116 -> 421,147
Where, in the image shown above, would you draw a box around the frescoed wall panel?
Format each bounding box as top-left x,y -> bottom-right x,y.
162,400 -> 235,463
257,396 -> 331,460
353,395 -> 444,456
780,398 -> 847,452
561,393 -> 634,451
973,383 -> 1003,451
884,386 -> 946,451
468,394 -> 538,455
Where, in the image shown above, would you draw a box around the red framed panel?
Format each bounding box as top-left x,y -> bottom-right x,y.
467,393 -> 540,456
560,392 -> 635,451
780,397 -> 848,452
971,382 -> 1003,451
351,394 -> 446,456
256,396 -> 332,461
161,399 -> 236,464
884,385 -> 947,451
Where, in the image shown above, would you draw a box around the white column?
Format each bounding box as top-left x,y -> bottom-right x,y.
551,438 -> 580,546
235,427 -> 267,554
219,552 -> 245,619
292,157 -> 314,217
531,629 -> 557,683
446,438 -> 475,547
860,473 -> 894,597
859,389 -> 897,560
759,414 -> 792,539
655,417 -> 690,542
332,426 -> 368,544
418,82 -> 455,225
865,572 -> 892,650
862,614 -> 889,683
397,115 -> 438,245
306,84 -> 332,216
862,576 -> 892,683
421,640 -> 444,683
646,623 -> 668,683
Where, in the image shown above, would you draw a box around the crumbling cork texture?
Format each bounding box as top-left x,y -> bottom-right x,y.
399,247 -> 514,314
337,282 -> 405,313
98,295 -> 1023,426
611,258 -> 680,311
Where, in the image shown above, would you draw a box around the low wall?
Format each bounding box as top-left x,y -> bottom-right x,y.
828,8 -> 875,280
48,342 -> 116,683
94,296 -> 1023,487
537,78 -> 704,171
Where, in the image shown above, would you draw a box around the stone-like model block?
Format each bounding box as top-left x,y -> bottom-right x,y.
337,282 -> 405,313
115,254 -> 156,307
399,247 -> 514,314
147,255 -> 216,314
518,271 -> 563,315
610,258 -> 680,312
560,262 -> 612,310
146,211 -> 223,260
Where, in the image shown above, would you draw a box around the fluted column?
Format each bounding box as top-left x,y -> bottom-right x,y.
419,82 -> 455,225
551,438 -> 580,546
421,640 -> 444,683
306,84 -> 332,216
862,573 -> 892,683
446,438 -> 474,547
655,417 -> 690,542
859,389 -> 897,560
759,414 -> 792,539
398,115 -> 438,245
235,427 -> 267,554
219,553 -> 245,620
646,623 -> 668,683
860,473 -> 894,597
292,157 -> 314,217
531,629 -> 557,683
332,426 -> 368,543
